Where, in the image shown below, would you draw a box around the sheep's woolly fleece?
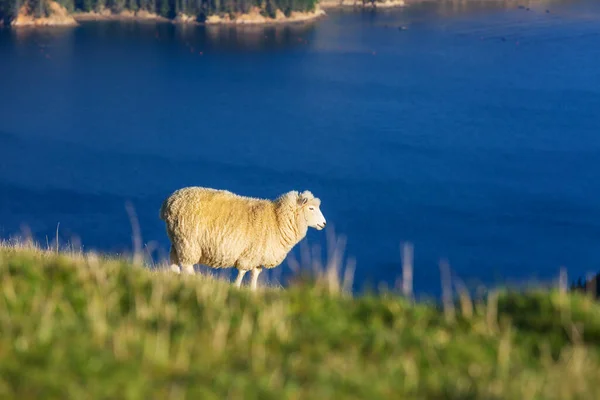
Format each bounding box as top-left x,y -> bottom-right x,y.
159,187 -> 325,272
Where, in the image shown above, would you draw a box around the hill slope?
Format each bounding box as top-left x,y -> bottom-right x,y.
1,246 -> 599,399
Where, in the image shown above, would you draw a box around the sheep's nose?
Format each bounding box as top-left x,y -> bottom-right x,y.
323,221 -> 327,227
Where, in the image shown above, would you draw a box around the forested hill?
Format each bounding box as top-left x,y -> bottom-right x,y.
0,0 -> 322,25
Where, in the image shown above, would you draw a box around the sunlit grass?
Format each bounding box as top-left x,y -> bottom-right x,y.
1,236 -> 600,399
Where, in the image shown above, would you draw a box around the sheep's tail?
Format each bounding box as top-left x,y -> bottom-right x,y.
159,197 -> 169,221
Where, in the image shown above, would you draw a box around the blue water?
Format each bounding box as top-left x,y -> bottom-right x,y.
1,0 -> 600,296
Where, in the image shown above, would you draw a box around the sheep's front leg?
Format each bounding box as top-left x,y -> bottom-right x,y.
182,265 -> 195,275
250,267 -> 262,291
234,269 -> 247,288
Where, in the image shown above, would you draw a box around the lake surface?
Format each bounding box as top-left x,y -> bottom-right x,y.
1,0 -> 599,296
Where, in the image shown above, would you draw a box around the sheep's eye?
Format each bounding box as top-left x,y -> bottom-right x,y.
309,207 -> 314,211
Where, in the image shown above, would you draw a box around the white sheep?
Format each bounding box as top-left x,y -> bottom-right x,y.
159,186 -> 327,290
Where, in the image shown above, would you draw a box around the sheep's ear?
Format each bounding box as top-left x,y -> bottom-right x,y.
301,190 -> 313,198
297,193 -> 308,206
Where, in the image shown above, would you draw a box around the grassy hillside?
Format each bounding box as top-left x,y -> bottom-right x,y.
1,244 -> 600,399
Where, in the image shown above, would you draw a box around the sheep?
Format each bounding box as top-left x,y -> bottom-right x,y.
159,186 -> 327,290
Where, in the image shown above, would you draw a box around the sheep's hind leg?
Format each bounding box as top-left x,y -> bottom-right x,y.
250,267 -> 262,291
234,269 -> 247,288
169,246 -> 181,274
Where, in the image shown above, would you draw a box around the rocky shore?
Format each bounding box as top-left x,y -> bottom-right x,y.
7,0 -> 404,28
73,8 -> 168,22
11,1 -> 78,27
203,7 -> 326,25
319,0 -> 405,8
31,5 -> 326,26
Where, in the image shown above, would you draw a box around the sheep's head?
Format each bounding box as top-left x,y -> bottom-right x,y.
298,190 -> 326,230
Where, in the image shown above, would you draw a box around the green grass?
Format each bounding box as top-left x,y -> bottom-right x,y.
1,244 -> 600,399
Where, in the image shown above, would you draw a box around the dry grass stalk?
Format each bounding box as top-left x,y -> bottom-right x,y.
486,290 -> 499,333
401,242 -> 414,300
455,279 -> 473,320
125,201 -> 143,266
439,259 -> 455,321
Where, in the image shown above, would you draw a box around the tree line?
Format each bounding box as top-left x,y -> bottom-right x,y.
0,0 -> 318,23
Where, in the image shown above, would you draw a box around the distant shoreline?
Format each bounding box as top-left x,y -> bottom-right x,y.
72,8 -> 328,26
10,1 -> 78,27
72,10 -> 169,24
320,0 -> 405,9
7,0 -> 410,28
